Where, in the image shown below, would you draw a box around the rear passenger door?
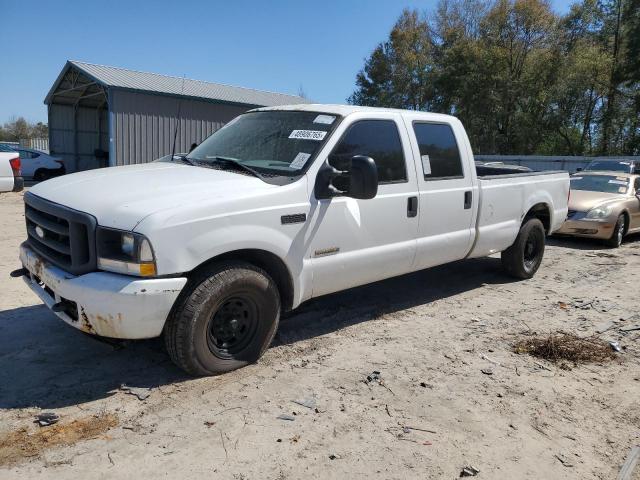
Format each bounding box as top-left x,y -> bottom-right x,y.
17,149 -> 39,178
404,118 -> 476,270
308,114 -> 420,297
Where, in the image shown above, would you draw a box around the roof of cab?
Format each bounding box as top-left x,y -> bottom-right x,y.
253,103 -> 458,121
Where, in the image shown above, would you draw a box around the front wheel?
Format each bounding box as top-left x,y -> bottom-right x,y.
164,261 -> 280,376
604,214 -> 625,248
501,218 -> 545,280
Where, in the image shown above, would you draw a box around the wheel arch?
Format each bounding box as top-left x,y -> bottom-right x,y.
523,202 -> 551,234
188,249 -> 295,312
620,210 -> 630,235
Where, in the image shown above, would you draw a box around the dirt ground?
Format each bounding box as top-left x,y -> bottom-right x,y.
1,189 -> 639,479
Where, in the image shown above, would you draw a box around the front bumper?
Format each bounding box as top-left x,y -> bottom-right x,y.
556,216 -> 616,240
19,243 -> 187,339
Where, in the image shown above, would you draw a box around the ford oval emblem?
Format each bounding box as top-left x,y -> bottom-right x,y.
35,226 -> 45,239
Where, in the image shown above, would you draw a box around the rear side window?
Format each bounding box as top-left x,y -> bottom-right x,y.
18,150 -> 39,159
330,120 -> 407,184
413,123 -> 463,180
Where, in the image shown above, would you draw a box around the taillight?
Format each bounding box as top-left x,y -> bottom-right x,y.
9,156 -> 21,176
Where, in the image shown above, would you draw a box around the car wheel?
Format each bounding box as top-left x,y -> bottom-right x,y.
164,261 -> 280,376
501,218 -> 546,280
605,214 -> 625,248
33,169 -> 50,182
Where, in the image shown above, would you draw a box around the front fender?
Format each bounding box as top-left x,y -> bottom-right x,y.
145,218 -> 312,308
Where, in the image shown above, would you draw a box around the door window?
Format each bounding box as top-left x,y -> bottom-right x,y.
330,120 -> 407,184
413,123 -> 463,180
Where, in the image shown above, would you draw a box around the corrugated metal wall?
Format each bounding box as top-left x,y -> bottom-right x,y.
20,138 -> 49,153
49,104 -> 109,171
109,90 -> 249,166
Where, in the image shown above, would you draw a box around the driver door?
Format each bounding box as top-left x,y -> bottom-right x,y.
307,114 -> 419,297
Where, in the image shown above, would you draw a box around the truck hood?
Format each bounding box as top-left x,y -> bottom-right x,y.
568,189 -> 626,212
29,163 -> 277,230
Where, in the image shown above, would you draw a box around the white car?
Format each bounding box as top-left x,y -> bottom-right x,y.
0,151 -> 24,192
15,104 -> 569,375
0,144 -> 65,181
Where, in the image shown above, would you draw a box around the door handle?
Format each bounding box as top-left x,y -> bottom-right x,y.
464,191 -> 472,209
407,196 -> 418,217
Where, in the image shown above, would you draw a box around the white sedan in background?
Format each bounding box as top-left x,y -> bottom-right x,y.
0,144 -> 65,181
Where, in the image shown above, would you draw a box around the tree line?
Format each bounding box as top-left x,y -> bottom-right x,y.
0,117 -> 48,143
349,0 -> 640,156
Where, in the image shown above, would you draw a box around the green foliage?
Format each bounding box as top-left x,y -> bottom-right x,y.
0,117 -> 48,142
349,0 -> 640,155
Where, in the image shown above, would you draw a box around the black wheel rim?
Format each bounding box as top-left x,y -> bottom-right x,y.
523,230 -> 542,270
207,296 -> 258,359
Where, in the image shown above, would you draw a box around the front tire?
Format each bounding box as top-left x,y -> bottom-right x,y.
501,218 -> 545,280
604,214 -> 625,248
164,261 -> 280,376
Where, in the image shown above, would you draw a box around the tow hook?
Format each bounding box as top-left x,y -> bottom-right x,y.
10,267 -> 28,278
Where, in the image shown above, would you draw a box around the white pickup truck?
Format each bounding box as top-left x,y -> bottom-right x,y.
14,105 -> 569,375
0,151 -> 24,193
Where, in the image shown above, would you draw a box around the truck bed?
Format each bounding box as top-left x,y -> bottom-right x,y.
468,168 -> 570,258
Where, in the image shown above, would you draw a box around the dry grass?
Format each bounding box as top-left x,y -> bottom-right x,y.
513,332 -> 616,364
0,413 -> 118,467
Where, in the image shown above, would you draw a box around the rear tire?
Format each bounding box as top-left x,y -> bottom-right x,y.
164,261 -> 280,376
501,218 -> 545,280
34,169 -> 50,182
604,214 -> 625,248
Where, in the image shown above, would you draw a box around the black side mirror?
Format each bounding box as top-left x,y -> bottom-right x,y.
315,155 -> 378,200
576,167 -> 583,172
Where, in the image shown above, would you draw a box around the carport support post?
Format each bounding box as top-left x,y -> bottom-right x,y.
73,102 -> 79,173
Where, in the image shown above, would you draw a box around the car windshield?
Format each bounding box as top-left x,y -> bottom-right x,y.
585,160 -> 632,173
187,111 -> 340,177
570,175 -> 630,194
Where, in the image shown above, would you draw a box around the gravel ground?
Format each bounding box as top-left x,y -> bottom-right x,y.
1,190 -> 639,479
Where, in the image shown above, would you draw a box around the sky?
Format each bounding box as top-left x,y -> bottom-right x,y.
0,0 -> 575,124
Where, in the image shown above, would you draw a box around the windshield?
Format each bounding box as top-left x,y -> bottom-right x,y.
570,175 -> 630,194
585,160 -> 632,173
187,111 -> 340,178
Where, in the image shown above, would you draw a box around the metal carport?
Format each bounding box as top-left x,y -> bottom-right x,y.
44,61 -> 310,172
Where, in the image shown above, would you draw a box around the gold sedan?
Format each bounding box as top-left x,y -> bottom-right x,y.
556,172 -> 640,247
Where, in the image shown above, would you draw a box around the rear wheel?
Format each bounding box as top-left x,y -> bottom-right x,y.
164,261 -> 280,376
34,169 -> 50,182
501,218 -> 546,280
605,214 -> 625,248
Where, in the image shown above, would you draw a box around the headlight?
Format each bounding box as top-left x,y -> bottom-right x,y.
585,205 -> 613,219
96,227 -> 157,276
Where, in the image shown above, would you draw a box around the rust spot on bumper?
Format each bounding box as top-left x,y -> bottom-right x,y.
78,307 -> 96,334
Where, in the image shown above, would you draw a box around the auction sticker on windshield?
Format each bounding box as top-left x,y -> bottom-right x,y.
290,152 -> 311,169
289,130 -> 327,141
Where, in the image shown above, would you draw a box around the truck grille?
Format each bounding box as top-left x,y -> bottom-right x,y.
24,192 -> 97,275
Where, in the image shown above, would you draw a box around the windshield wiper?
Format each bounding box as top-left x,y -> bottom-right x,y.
203,156 -> 264,179
170,154 -> 195,165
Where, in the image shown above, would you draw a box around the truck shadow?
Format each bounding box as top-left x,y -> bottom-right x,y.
0,305 -> 186,410
276,256 -> 512,347
0,256 -> 513,410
